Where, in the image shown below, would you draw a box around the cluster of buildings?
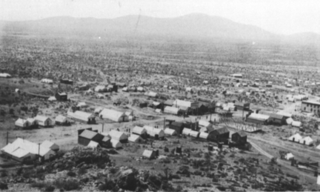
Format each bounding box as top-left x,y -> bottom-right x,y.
1,138 -> 59,162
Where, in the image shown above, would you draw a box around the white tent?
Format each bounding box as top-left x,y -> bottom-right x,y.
67,110 -> 95,123
122,87 -> 128,92
247,113 -> 270,121
41,140 -> 59,151
164,106 -> 180,115
55,115 -> 67,124
288,133 -> 302,143
145,91 -> 157,97
292,121 -> 302,127
189,130 -> 199,138
48,96 -> 57,101
198,120 -> 212,129
110,139 -> 122,149
77,102 -> 87,108
0,73 -> 11,78
284,153 -> 294,160
106,130 -> 128,141
300,136 -> 313,146
15,118 -> 28,128
174,99 -> 193,109
87,141 -> 99,149
95,85 -> 106,92
34,115 -> 54,127
164,128 -> 177,136
94,107 -> 103,114
137,87 -> 144,92
128,134 -> 142,143
27,118 -> 37,126
143,126 -> 165,138
99,109 -> 127,122
132,126 -> 146,135
277,111 -> 292,118
185,87 -> 192,92
41,78 -> 53,84
199,132 -> 209,139
286,118 -> 293,125
182,128 -> 192,136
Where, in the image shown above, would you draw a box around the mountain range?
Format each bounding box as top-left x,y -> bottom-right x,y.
0,13 -> 319,44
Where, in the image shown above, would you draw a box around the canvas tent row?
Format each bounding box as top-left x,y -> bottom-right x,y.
300,136 -> 313,146
99,109 -> 128,122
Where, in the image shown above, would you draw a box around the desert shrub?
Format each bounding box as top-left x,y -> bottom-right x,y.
0,182 -> 8,190
0,171 -> 8,177
98,179 -> 117,191
78,167 -> 87,175
53,179 -> 80,191
67,171 -> 76,177
44,185 -> 55,192
30,182 -> 50,189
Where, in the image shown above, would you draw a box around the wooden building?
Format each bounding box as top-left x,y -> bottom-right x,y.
208,127 -> 229,143
268,113 -> 287,125
168,122 -> 184,134
78,130 -> 103,146
231,132 -> 247,145
301,100 -> 320,113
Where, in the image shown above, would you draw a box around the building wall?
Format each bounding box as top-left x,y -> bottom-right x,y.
301,102 -> 320,113
78,137 -> 91,146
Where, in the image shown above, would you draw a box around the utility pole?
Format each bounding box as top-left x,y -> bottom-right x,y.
6,131 -> 9,145
163,117 -> 166,130
102,123 -> 104,133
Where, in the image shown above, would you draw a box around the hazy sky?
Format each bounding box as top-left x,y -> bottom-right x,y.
1,0 -> 320,34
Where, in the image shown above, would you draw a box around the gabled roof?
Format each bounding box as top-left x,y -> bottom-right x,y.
128,134 -> 141,142
80,130 -> 98,139
142,149 -> 154,158
41,140 -> 59,150
55,115 -> 67,123
212,127 -> 229,135
132,126 -> 146,135
234,131 -> 247,137
68,111 -> 94,121
107,130 -> 128,140
99,108 -> 125,122
34,115 -> 50,122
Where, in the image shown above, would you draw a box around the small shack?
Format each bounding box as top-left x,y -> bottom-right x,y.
268,113 -> 287,125
164,128 -> 177,136
128,134 -> 142,143
168,122 -> 184,134
78,130 -> 103,146
15,118 -> 28,128
231,132 -> 247,145
142,149 -> 156,159
106,130 -> 128,143
288,133 -> 302,143
34,115 -> 54,127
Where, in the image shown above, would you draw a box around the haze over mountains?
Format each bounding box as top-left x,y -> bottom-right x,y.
1,13 -> 319,45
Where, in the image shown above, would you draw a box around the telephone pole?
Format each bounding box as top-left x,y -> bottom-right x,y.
6,131 -> 9,145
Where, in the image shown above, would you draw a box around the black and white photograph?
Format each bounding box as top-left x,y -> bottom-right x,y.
0,0 -> 320,191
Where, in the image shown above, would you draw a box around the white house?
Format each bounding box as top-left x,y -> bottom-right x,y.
277,111 -> 292,118
300,136 -> 313,146
15,118 -> 28,128
292,121 -> 302,128
55,115 -> 67,124
77,102 -> 88,108
99,109 -> 127,122
288,133 -> 302,143
128,134 -> 142,143
110,139 -> 122,149
174,99 -> 197,110
87,141 -> 100,149
189,130 -> 199,138
132,126 -> 147,135
182,128 -> 192,136
137,87 -> 144,92
199,132 -> 209,139
34,115 -> 54,127
143,126 -> 165,138
26,118 -> 37,127
106,130 -> 128,142
163,106 -> 180,115
198,120 -> 212,129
